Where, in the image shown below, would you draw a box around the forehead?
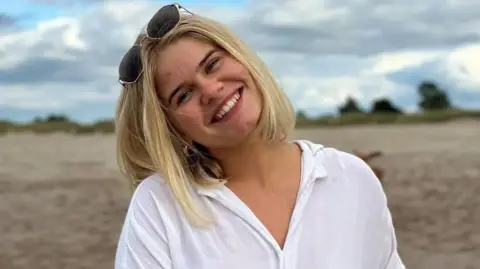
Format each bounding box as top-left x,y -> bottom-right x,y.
155,37 -> 214,82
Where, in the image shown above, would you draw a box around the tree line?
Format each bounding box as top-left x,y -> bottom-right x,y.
337,80 -> 451,115
297,80 -> 453,120
2,80 -> 477,134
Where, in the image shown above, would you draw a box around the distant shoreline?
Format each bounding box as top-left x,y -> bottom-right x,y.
1,109 -> 479,135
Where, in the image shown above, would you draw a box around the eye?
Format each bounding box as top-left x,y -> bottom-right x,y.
205,57 -> 220,74
176,89 -> 193,105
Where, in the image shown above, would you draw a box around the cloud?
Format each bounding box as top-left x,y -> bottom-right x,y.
387,43 -> 480,92
381,43 -> 480,109
0,13 -> 19,30
442,43 -> 480,90
28,0 -> 110,5
0,0 -> 479,122
0,81 -> 119,109
279,73 -> 414,116
234,0 -> 480,56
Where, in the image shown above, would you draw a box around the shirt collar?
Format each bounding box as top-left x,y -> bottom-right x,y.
195,140 -> 328,197
295,139 -> 328,184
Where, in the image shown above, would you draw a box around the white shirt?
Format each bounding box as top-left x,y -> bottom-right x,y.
114,140 -> 405,269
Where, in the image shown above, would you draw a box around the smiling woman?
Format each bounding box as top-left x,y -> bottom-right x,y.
114,3 -> 405,269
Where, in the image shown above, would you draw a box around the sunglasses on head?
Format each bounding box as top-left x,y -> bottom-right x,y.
118,3 -> 193,86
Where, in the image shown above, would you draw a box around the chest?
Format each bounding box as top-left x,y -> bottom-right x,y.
235,189 -> 298,249
224,167 -> 303,249
169,190 -> 372,269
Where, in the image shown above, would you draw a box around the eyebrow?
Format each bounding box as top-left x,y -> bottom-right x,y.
167,48 -> 218,105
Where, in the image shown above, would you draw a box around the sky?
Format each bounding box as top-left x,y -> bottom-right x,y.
1,0 -> 479,123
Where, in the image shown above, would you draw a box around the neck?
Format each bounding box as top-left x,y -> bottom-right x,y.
208,139 -> 299,187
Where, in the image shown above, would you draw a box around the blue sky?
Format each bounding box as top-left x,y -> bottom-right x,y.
1,0 -> 479,123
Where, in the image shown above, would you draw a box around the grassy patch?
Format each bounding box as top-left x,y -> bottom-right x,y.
0,109 -> 478,135
296,109 -> 480,128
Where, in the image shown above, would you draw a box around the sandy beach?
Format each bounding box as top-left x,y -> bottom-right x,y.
1,120 -> 479,269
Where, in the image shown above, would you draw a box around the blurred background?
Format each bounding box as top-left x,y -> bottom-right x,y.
1,0 -> 479,268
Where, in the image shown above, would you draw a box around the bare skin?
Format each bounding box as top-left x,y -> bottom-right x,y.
223,140 -> 302,249
154,37 -> 302,248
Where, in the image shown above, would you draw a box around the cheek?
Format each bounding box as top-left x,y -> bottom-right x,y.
236,64 -> 250,80
170,111 -> 204,137
224,58 -> 249,78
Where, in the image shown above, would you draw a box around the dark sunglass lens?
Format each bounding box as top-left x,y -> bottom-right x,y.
147,4 -> 180,38
119,46 -> 142,83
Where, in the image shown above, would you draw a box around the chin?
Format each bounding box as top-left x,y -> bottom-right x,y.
200,121 -> 258,150
199,88 -> 262,149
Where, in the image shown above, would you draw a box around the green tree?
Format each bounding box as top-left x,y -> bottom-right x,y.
418,81 -> 451,111
338,96 -> 364,115
45,114 -> 70,122
33,116 -> 43,123
370,98 -> 402,114
296,110 -> 309,121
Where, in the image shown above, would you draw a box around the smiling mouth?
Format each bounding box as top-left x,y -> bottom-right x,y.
211,86 -> 244,124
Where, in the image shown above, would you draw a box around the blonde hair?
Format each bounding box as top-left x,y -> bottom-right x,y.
115,12 -> 295,226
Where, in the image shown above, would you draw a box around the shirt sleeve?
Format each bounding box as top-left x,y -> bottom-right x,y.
382,204 -> 406,269
114,181 -> 173,269
335,150 -> 406,269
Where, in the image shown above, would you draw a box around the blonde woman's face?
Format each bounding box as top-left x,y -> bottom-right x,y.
154,37 -> 262,150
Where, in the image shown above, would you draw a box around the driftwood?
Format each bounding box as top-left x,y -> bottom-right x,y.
352,150 -> 385,182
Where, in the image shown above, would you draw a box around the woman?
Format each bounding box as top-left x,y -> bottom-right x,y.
114,3 -> 405,269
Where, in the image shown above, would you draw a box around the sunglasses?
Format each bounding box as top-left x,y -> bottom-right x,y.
118,3 -> 193,86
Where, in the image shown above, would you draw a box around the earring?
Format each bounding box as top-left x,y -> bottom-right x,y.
183,143 -> 200,163
183,144 -> 189,155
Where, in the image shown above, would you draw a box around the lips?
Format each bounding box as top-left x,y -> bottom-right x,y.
210,86 -> 244,124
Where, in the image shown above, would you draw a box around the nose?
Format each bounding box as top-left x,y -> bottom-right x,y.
198,76 -> 223,106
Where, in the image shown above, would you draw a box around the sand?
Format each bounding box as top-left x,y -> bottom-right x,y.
1,120 -> 479,269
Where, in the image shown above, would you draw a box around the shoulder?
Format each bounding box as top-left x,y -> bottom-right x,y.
296,140 -> 404,267
130,173 -> 174,207
296,139 -> 380,180
296,139 -> 386,203
115,174 -> 176,268
124,174 -> 178,225
117,174 -> 171,236
121,173 -> 184,231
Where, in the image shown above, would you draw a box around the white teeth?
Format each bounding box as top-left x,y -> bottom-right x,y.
214,92 -> 241,121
